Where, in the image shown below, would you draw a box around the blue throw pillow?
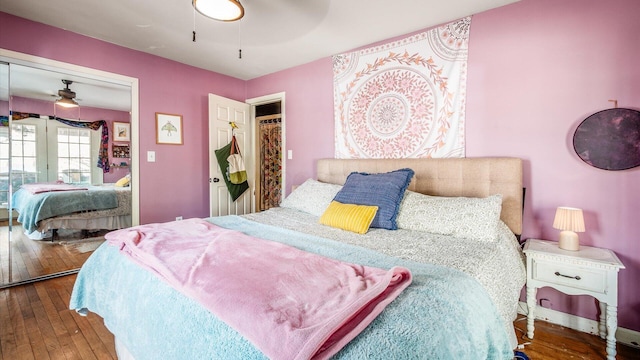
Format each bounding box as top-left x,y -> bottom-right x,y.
333,168 -> 414,230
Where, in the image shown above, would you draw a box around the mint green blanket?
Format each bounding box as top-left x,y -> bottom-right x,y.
12,186 -> 118,233
70,216 -> 512,359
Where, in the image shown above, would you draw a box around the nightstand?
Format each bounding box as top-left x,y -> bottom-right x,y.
523,239 -> 625,360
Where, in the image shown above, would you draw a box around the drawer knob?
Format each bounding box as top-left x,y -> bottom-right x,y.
554,271 -> 581,280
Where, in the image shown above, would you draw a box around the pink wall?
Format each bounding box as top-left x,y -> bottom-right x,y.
1,0 -> 639,332
0,12 -> 246,224
248,0 -> 640,333
246,58 -> 335,193
9,97 -> 130,183
466,0 -> 640,332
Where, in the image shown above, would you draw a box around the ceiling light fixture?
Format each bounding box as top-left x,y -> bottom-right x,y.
55,80 -> 79,108
192,0 -> 244,22
55,97 -> 79,108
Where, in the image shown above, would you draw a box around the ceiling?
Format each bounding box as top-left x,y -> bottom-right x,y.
1,0 -> 518,111
1,64 -> 132,111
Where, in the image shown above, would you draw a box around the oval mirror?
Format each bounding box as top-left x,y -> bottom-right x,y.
573,108 -> 640,171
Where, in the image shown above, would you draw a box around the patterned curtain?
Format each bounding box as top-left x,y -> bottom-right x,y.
11,111 -> 110,173
259,117 -> 282,210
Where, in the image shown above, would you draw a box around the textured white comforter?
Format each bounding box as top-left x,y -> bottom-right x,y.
243,207 -> 527,348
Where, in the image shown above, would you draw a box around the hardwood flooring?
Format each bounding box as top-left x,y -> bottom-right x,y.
0,274 -> 116,360
1,225 -> 106,285
1,274 -> 638,360
513,316 -> 639,359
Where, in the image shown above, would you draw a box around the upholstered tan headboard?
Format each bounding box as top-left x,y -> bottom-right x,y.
317,157 -> 523,235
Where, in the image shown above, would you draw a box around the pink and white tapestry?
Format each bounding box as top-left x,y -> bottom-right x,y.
333,17 -> 471,159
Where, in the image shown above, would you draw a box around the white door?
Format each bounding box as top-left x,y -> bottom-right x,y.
208,94 -> 252,217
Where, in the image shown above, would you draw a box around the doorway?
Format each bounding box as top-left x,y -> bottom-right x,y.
246,92 -> 285,213
255,102 -> 282,211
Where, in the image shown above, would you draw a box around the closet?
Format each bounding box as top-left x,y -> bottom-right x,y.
0,51 -> 140,288
255,101 -> 282,211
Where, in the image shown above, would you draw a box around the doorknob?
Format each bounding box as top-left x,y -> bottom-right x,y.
211,178 -> 220,183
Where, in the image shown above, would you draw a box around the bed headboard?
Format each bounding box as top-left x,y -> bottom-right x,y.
317,157 -> 523,236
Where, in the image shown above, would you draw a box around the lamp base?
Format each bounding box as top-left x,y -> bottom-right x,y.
558,230 -> 579,251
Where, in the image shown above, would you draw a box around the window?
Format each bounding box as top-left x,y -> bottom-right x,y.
0,119 -> 100,204
57,127 -> 92,184
7,123 -> 39,199
1,123 -> 39,207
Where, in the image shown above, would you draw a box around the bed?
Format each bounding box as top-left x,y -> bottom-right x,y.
11,183 -> 132,240
70,157 -> 526,359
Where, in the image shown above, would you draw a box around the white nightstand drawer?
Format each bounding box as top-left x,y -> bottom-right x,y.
532,259 -> 607,293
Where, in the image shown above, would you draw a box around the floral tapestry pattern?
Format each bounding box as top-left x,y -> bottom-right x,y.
333,17 -> 470,159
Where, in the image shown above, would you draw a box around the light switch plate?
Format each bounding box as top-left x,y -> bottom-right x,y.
147,151 -> 156,162
287,150 -> 293,160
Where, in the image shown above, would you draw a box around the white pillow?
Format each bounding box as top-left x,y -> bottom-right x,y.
396,191 -> 503,242
279,179 -> 343,217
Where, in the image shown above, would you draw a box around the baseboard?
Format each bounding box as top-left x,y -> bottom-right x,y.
518,301 -> 640,349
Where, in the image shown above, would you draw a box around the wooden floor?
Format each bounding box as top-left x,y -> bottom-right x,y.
0,274 -> 116,360
1,225 -> 106,285
513,316 -> 639,359
1,275 -> 638,360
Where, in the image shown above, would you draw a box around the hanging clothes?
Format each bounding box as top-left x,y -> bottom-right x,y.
215,139 -> 249,202
259,117 -> 282,210
227,135 -> 247,184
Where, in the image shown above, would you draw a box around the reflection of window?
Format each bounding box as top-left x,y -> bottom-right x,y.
9,124 -> 39,197
0,126 -> 9,206
57,128 -> 92,184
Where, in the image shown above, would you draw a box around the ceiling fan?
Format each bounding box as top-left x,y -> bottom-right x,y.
55,79 -> 79,108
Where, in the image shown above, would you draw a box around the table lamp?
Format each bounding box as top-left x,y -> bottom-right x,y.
552,207 -> 585,251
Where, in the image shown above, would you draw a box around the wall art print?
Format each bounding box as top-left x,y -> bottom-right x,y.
113,121 -> 130,142
333,17 -> 470,159
156,112 -> 183,145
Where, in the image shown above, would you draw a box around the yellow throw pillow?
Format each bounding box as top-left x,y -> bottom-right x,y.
319,201 -> 378,234
115,176 -> 130,187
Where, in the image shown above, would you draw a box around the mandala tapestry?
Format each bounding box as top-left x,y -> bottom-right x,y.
333,17 -> 470,159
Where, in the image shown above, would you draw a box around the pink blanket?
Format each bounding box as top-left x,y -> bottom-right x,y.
106,218 -> 412,360
21,182 -> 88,194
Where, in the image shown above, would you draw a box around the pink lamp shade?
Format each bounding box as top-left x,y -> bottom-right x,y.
552,207 -> 585,251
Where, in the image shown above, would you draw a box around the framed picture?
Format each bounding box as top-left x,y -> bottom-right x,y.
156,112 -> 183,145
113,122 -> 130,142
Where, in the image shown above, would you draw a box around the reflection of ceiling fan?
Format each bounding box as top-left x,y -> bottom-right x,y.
55,79 -> 79,108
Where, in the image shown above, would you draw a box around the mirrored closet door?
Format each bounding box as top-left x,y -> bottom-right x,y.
1,61 -> 9,286
0,53 -> 139,288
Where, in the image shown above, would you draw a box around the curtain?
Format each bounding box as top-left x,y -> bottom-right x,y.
11,111 -> 110,173
259,118 -> 282,210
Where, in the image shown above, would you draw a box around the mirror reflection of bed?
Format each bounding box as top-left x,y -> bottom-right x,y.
1,63 -> 133,285
2,189 -> 131,283
6,182 -> 132,281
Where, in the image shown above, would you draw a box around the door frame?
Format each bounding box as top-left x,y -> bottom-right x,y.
246,92 -> 286,212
